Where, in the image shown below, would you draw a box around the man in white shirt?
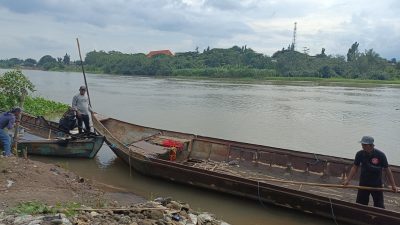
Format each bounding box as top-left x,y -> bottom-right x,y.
72,86 -> 91,133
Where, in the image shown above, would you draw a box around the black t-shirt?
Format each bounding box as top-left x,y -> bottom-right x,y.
354,148 -> 388,187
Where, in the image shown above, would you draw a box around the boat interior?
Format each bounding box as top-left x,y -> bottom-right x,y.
98,115 -> 400,212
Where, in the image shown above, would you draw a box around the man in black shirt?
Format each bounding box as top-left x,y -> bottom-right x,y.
343,136 -> 397,208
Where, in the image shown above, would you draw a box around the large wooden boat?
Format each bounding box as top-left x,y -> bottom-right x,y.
92,112 -> 400,225
16,113 -> 104,158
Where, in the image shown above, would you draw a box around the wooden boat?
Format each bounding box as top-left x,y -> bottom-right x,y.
16,113 -> 105,158
92,112 -> 400,225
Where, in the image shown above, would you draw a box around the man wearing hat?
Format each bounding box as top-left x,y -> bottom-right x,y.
72,85 -> 92,133
343,136 -> 397,208
0,107 -> 22,156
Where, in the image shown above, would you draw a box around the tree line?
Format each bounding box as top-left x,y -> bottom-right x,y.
1,42 -> 399,80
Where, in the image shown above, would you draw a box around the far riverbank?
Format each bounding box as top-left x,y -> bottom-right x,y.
2,67 -> 400,86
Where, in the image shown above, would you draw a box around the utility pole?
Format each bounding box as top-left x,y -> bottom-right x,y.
292,22 -> 297,51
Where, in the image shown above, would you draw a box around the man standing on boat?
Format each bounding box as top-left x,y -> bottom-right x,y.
72,85 -> 92,133
343,136 -> 397,208
0,107 -> 22,157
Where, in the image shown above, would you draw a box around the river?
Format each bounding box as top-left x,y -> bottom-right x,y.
2,69 -> 400,225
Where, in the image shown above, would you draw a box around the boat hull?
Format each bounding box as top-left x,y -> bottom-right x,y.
18,136 -> 104,158
93,113 -> 400,225
17,113 -> 104,158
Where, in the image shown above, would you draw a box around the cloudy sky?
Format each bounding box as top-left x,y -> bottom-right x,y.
0,0 -> 399,60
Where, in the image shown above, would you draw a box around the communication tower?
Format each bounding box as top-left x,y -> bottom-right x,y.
292,22 -> 297,51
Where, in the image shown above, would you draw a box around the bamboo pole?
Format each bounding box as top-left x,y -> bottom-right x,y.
75,207 -> 167,211
11,89 -> 27,155
250,177 -> 398,192
76,38 -> 92,107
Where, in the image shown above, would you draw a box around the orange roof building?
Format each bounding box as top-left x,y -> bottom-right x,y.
146,50 -> 174,58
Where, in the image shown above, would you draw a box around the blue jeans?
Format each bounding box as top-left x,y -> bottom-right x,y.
0,129 -> 11,156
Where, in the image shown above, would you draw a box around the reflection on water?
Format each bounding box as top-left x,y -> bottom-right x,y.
3,68 -> 399,225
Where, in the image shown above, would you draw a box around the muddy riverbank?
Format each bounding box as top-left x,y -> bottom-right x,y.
0,156 -> 229,225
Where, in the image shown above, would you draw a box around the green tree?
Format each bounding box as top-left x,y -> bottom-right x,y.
0,70 -> 35,109
347,42 -> 359,62
63,53 -> 70,65
23,58 -> 37,67
37,55 -> 57,70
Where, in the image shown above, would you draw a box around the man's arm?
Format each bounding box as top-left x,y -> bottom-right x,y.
385,167 -> 398,192
72,95 -> 78,110
343,165 -> 359,185
72,95 -> 81,115
6,115 -> 16,129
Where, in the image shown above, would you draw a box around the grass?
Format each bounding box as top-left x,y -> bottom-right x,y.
10,201 -> 81,217
24,96 -> 69,117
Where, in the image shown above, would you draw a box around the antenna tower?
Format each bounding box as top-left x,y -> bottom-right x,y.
292,22 -> 297,51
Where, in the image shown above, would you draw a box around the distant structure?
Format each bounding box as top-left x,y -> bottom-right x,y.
291,22 -> 297,51
146,50 -> 174,58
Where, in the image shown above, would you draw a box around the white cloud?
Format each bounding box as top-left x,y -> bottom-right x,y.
0,0 -> 399,60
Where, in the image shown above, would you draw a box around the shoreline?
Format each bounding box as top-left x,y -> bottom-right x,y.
0,156 -> 229,225
2,67 -> 400,86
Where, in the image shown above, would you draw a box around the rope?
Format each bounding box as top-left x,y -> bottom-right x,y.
307,153 -> 321,165
329,197 -> 339,225
258,180 -> 340,225
257,181 -> 267,208
129,151 -> 132,177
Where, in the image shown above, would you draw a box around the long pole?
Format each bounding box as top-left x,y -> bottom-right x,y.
251,177 -> 398,193
12,89 -> 27,155
76,38 -> 92,107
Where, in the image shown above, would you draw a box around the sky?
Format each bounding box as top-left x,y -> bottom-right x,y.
0,0 -> 399,60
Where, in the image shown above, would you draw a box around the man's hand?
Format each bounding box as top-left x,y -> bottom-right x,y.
343,180 -> 350,186
392,186 -> 398,193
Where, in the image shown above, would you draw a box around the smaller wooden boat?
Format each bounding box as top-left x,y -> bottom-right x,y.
16,112 -> 104,158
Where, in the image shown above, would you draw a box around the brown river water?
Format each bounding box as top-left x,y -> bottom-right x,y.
3,69 -> 400,225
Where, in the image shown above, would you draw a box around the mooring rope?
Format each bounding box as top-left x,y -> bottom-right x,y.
329,197 -> 339,225
128,151 -> 132,177
257,181 -> 267,208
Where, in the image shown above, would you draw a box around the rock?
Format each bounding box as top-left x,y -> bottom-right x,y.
154,197 -> 172,206
61,217 -> 73,225
119,215 -> 131,224
6,180 -> 14,188
3,215 -> 15,223
27,220 -> 43,225
138,219 -> 154,225
50,168 -> 60,174
129,222 -> 138,225
78,177 -> 85,183
179,210 -> 188,218
188,213 -> 197,224
13,215 -> 34,225
90,211 -> 99,217
181,203 -> 190,212
148,210 -> 164,220
166,201 -> 182,210
113,214 -> 121,221
50,218 -> 63,225
197,213 -> 214,225
136,214 -> 145,219
155,219 -> 168,225
77,214 -> 89,222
